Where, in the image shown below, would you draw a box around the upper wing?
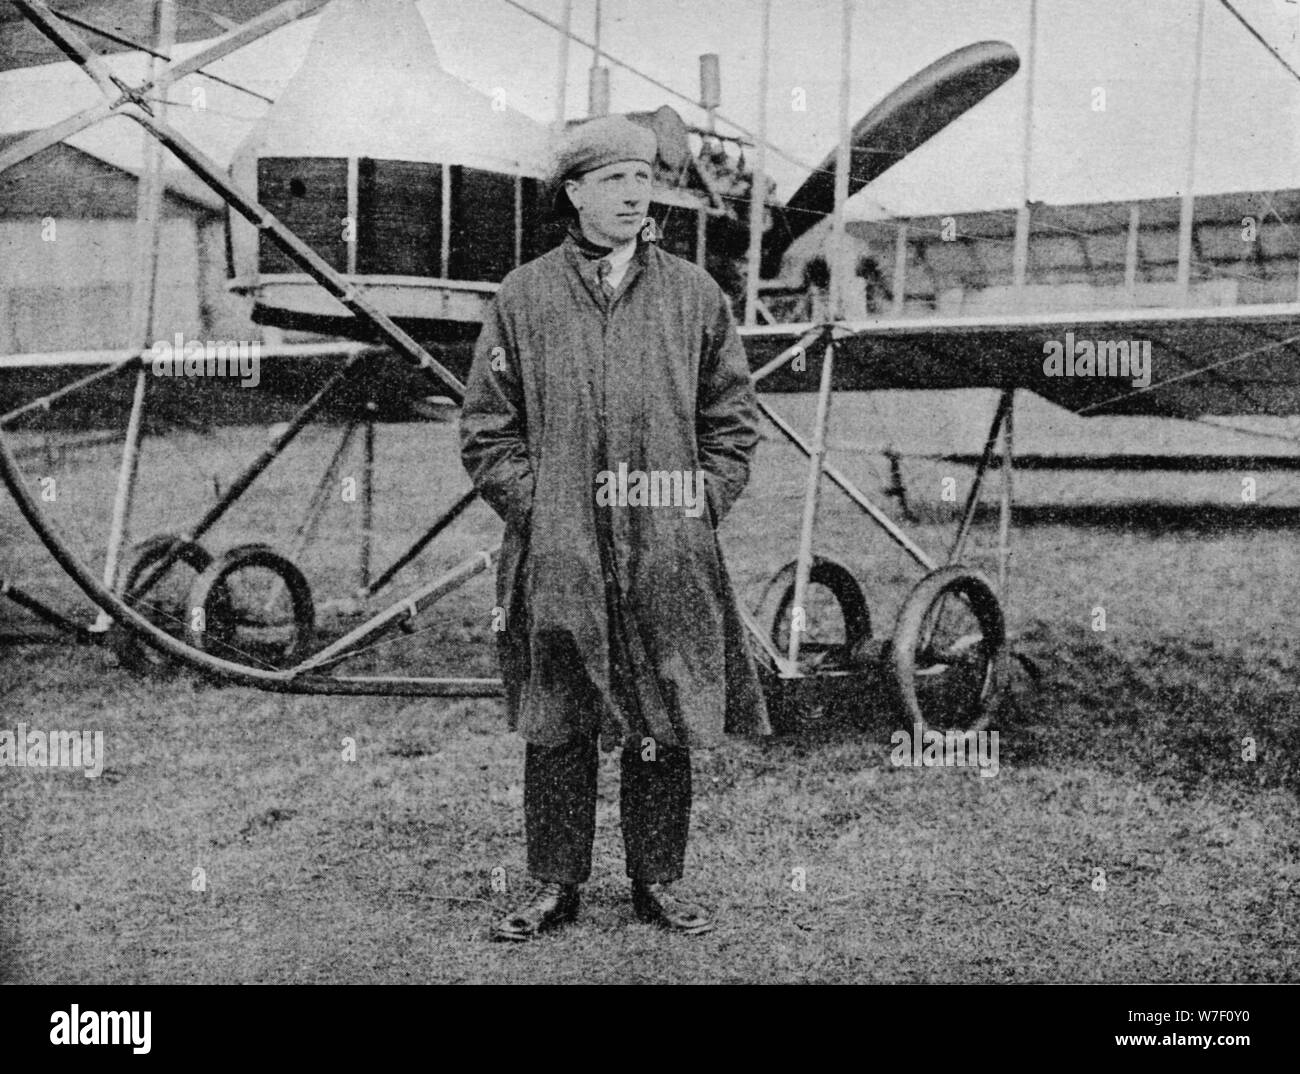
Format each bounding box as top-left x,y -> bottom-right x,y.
739,303 -> 1300,417
0,1 -> 322,73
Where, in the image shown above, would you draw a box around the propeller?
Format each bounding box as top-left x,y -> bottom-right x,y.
762,40 -> 1021,275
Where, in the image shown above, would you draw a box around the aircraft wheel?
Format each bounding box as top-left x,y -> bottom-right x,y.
186,544 -> 315,670
109,534 -> 213,673
889,565 -> 1007,733
754,556 -> 872,673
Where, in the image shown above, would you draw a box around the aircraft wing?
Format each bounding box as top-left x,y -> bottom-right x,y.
739,303 -> 1300,417
0,1 -> 324,73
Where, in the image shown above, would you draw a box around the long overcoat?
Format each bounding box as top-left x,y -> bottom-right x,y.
459,232 -> 771,749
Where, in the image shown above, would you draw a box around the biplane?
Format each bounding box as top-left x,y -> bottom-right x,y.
2,0 -> 1297,735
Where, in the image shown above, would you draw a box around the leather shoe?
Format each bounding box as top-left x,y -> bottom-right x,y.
492,881 -> 580,941
631,880 -> 714,935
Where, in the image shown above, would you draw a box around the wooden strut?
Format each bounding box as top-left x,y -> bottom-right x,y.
751,330 -> 939,578
98,0 -> 173,627
998,390 -> 1015,606
292,549 -> 497,675
755,395 -> 938,574
0,578 -> 100,644
786,338 -> 836,667
743,0 -> 771,326
0,0 -> 324,176
291,420 -> 361,564
918,388 -> 1015,662
948,389 -> 1014,566
360,416 -> 376,592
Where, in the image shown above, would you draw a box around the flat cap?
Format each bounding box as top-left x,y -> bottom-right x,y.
549,115 -> 657,185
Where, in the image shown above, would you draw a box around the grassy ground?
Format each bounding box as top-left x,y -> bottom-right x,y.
1,395 -> 1297,982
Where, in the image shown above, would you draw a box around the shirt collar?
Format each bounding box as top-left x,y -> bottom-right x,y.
562,225 -> 650,304
603,237 -> 637,275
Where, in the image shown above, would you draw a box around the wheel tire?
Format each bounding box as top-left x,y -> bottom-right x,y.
889,565 -> 1007,733
187,544 -> 315,670
753,556 -> 872,673
109,534 -> 213,674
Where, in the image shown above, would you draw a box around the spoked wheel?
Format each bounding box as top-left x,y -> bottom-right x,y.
108,533 -> 213,672
754,556 -> 872,673
889,565 -> 1007,733
186,544 -> 315,670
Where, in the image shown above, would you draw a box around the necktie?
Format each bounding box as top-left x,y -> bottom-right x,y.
596,257 -> 614,299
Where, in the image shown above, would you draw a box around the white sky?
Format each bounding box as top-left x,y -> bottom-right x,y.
2,0 -> 1299,215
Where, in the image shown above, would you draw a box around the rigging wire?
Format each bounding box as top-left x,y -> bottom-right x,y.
1216,0 -> 1300,85
46,5 -> 275,103
496,0 -> 827,183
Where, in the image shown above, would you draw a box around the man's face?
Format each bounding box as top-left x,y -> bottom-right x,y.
565,160 -> 653,247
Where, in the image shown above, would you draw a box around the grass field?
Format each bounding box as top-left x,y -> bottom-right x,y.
1,393 -> 1298,983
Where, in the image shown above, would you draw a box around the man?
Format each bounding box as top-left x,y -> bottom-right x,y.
459,114 -> 770,942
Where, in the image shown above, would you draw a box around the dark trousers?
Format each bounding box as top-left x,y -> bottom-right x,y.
524,733 -> 692,885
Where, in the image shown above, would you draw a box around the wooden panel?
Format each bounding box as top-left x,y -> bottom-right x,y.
257,157 -> 348,274
448,167 -> 516,283
519,177 -> 560,264
356,158 -> 440,277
